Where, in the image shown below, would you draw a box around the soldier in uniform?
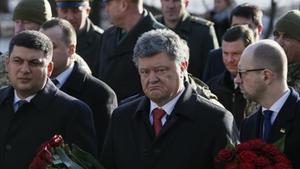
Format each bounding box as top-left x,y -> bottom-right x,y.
273,10 -> 300,92
0,0 -> 91,87
56,0 -> 103,75
156,0 -> 219,80
0,53 -> 7,87
98,0 -> 165,101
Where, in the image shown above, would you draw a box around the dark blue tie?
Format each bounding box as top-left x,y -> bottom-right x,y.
15,100 -> 28,112
263,110 -> 273,141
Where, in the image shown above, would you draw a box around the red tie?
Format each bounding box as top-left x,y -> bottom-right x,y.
152,108 -> 166,136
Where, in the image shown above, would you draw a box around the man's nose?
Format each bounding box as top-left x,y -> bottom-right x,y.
148,71 -> 159,83
234,73 -> 242,84
14,23 -> 24,35
20,62 -> 30,73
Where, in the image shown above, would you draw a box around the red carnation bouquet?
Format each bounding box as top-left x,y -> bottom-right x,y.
215,139 -> 292,169
29,134 -> 105,169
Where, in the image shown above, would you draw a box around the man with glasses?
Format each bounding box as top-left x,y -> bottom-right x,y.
236,39 -> 300,168
273,10 -> 300,92
207,25 -> 255,128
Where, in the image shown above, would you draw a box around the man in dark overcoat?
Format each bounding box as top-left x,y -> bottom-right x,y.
101,29 -> 239,169
0,30 -> 97,169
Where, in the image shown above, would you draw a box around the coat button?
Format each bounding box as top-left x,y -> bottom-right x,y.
5,144 -> 12,150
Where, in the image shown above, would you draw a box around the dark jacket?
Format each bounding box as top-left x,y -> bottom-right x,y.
157,12 -> 219,80
207,70 -> 247,128
60,62 -> 118,155
101,83 -> 239,169
203,48 -> 226,82
77,18 -> 103,75
240,88 -> 300,168
97,10 -> 165,101
0,80 -> 97,169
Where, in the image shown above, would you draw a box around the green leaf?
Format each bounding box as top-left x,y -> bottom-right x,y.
54,146 -> 84,169
70,144 -> 106,169
225,135 -> 236,150
273,135 -> 286,152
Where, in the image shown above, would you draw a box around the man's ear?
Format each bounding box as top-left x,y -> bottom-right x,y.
184,0 -> 189,7
180,60 -> 189,72
263,69 -> 273,85
87,7 -> 91,15
47,61 -> 54,77
68,44 -> 76,58
258,24 -> 264,35
120,0 -> 129,12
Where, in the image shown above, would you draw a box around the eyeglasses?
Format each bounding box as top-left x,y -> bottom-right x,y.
237,68 -> 265,78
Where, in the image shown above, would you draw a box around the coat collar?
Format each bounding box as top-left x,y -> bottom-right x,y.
0,80 -> 59,112
157,11 -> 191,40
269,88 -> 299,142
133,83 -> 198,122
111,10 -> 164,58
60,62 -> 86,93
29,79 -> 59,111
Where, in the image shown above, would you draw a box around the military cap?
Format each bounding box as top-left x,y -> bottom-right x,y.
275,10 -> 300,41
13,0 -> 52,25
55,0 -> 90,8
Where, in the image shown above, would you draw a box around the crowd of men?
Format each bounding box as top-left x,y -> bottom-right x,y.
0,0 -> 300,168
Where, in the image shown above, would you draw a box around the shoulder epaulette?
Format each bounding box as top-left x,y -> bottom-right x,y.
189,16 -> 214,27
93,25 -> 104,34
153,21 -> 165,29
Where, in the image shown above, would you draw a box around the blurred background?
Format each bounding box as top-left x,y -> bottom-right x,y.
0,0 -> 299,52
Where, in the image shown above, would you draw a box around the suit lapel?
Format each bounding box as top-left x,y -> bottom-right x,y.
60,62 -> 85,94
132,97 -> 155,156
157,85 -> 196,139
269,89 -> 298,143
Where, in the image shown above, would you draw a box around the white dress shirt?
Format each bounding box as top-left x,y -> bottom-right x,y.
149,87 -> 185,126
262,88 -> 290,124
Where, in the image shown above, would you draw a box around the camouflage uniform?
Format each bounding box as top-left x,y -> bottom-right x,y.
0,52 -> 9,88
287,62 -> 300,92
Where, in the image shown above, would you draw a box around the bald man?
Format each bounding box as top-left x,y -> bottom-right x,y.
235,40 -> 300,168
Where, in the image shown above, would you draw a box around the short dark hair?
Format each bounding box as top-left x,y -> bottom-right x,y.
9,30 -> 53,59
223,25 -> 255,47
41,18 -> 77,46
230,3 -> 263,27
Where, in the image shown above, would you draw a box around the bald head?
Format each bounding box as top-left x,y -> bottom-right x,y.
242,39 -> 287,80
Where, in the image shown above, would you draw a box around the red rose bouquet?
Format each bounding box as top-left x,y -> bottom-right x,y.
29,134 -> 105,169
215,139 -> 292,169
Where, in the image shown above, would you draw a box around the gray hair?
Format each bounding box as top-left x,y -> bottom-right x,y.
133,29 -> 189,67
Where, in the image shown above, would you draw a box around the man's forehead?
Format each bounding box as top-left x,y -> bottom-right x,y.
56,0 -> 89,8
232,17 -> 255,27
